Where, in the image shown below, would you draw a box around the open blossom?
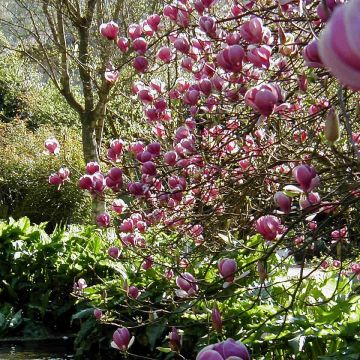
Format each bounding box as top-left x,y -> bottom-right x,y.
44,137 -> 60,155
73,278 -> 87,294
96,213 -> 111,228
111,327 -> 134,352
216,45 -> 244,73
240,16 -> 272,44
196,339 -> 250,360
255,215 -> 283,241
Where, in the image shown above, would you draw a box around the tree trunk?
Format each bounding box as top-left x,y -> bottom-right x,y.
81,112 -> 105,221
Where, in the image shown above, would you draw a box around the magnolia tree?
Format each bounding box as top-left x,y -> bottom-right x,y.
39,0 -> 360,358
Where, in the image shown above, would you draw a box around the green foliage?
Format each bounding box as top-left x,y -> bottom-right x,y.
0,217 -> 119,340
0,121 -> 91,227
0,53 -> 78,128
77,231 -> 360,359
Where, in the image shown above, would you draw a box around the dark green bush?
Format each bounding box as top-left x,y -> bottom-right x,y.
0,121 -> 91,228
0,217 -> 118,340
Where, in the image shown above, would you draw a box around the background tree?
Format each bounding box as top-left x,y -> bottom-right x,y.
0,0 -> 160,216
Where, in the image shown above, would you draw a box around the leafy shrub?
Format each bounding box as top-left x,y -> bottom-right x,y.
0,217 -> 120,340
0,121 -> 91,228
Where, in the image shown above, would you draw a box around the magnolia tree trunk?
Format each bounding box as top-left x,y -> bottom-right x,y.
81,112 -> 105,220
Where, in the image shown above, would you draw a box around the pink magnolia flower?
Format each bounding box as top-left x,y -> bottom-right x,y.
157,46 -> 173,63
112,199 -> 127,214
216,45 -> 244,73
299,192 -> 321,210
105,67 -> 119,83
117,37 -> 129,52
147,14 -> 161,31
128,23 -> 142,40
100,21 -> 118,40
86,162 -> 100,175
274,191 -> 291,214
106,167 -> 123,192
199,16 -> 217,36
196,339 -> 250,360
246,45 -> 271,69
169,327 -> 181,352
163,5 -> 190,27
94,309 -> 102,319
48,173 -> 62,186
176,272 -> 198,297
174,37 -> 190,54
128,285 -> 140,299
218,258 -> 237,283
49,167 -> 70,186
108,246 -> 120,259
73,278 -> 87,294
133,56 -> 149,73
244,83 -> 284,116
350,263 -> 360,275
240,16 -> 271,44
303,39 -> 323,68
331,227 -> 348,244
111,327 -> 134,352
133,37 -> 148,55
293,164 -> 320,193
142,255 -> 153,270
318,0 -> 360,90
96,213 -> 111,228
44,137 -> 60,155
255,215 -> 283,241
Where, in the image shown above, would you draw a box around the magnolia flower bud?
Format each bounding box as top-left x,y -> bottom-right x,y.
274,191 -> 291,214
128,285 -> 140,299
169,327 -> 181,352
324,108 -> 340,143
211,303 -> 223,332
94,309 -> 102,319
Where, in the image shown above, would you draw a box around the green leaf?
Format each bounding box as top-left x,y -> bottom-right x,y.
146,319 -> 167,351
71,308 -> 95,323
156,347 -> 173,353
9,310 -> 22,328
288,334 -> 306,353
